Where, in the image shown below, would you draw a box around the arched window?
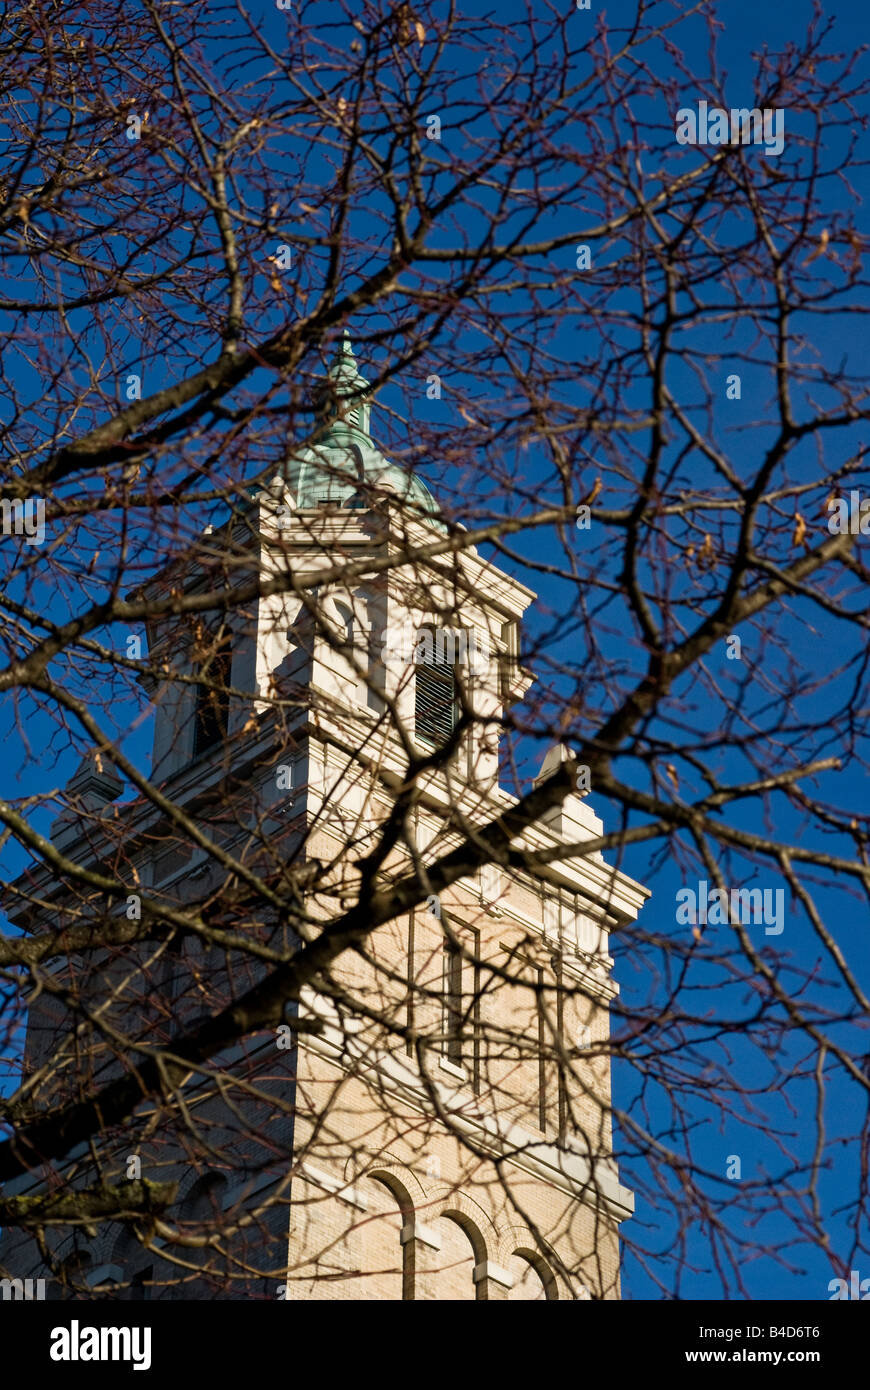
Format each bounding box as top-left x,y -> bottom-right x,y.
185,1173 -> 228,1220
507,1250 -> 558,1300
110,1229 -> 155,1299
130,1265 -> 154,1300
429,1213 -> 483,1300
358,1175 -> 410,1301
55,1247 -> 92,1299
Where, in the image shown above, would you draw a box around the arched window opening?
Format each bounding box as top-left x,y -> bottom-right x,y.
430,1213 -> 483,1301
130,1264 -> 154,1300
186,1173 -> 228,1221
507,1250 -> 558,1301
55,1247 -> 92,1299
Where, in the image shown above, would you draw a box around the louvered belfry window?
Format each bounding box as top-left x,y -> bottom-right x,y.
415,636 -> 458,746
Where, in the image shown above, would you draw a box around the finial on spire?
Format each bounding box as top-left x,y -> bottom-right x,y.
317,326 -> 372,439
327,329 -> 369,395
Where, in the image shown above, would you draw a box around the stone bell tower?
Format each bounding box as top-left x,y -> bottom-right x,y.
243,333 -> 649,1300
0,333 -> 648,1301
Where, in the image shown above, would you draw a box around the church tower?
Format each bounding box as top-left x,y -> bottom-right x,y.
0,333 -> 648,1301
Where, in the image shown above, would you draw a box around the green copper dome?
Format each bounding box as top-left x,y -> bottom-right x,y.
283,332 -> 444,527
